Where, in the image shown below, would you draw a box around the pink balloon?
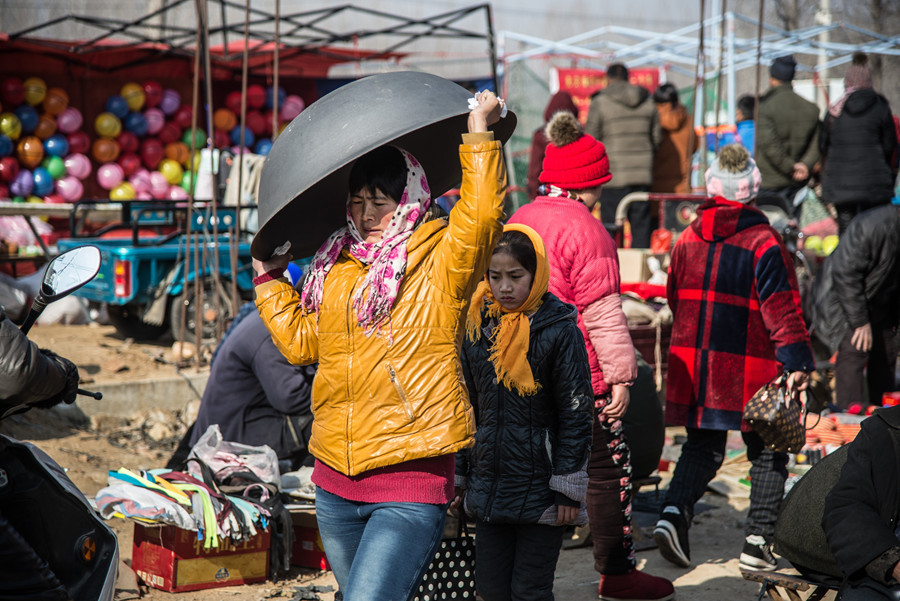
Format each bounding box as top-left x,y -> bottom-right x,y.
167,184 -> 189,201
57,107 -> 84,134
149,171 -> 169,199
56,176 -> 83,201
63,153 -> 91,180
136,191 -> 153,200
279,95 -> 305,121
97,162 -> 125,190
144,108 -> 165,135
129,168 -> 151,193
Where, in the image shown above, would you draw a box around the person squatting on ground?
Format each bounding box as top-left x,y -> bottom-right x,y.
0,305 -> 81,600
819,51 -> 898,236
755,55 -> 821,217
251,92 -> 506,601
823,405 -> 900,600
454,224 -> 594,601
508,111 -> 675,601
585,62 -> 661,248
807,202 -> 900,411
653,144 -> 814,573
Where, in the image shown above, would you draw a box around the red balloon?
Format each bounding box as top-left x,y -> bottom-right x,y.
117,131 -> 140,153
245,110 -> 266,136
0,184 -> 10,199
142,80 -> 163,109
1,77 -> 25,107
173,105 -> 193,130
118,152 -> 142,176
67,131 -> 91,155
0,156 -> 19,183
213,128 -> 230,149
140,138 -> 164,169
225,91 -> 243,114
44,193 -> 65,204
246,84 -> 265,109
158,121 -> 182,145
262,109 -> 276,136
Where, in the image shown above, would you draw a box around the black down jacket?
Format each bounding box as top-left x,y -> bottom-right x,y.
808,204 -> 900,352
0,308 -> 68,411
820,89 -> 897,207
458,293 -> 593,524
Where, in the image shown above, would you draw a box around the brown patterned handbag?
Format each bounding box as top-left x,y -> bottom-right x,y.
742,374 -> 806,453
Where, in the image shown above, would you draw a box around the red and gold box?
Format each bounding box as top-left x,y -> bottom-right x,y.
290,507 -> 331,571
132,523 -> 270,592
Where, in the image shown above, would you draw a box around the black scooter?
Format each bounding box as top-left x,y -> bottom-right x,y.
1,245 -> 118,600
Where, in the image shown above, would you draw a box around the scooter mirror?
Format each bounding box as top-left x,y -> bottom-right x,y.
40,245 -> 102,300
20,245 -> 102,335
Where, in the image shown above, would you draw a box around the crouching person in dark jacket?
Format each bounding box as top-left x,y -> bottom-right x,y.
823,405 -> 900,600
455,225 -> 594,601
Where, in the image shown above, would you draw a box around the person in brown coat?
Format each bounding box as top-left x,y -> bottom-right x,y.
651,83 -> 695,194
527,91 -> 579,199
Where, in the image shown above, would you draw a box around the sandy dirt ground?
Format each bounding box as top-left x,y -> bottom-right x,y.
2,323 -> 835,601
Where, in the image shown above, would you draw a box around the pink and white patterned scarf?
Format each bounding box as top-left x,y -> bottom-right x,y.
300,147 -> 432,337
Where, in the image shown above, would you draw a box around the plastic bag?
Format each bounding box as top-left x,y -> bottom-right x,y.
188,424 -> 281,488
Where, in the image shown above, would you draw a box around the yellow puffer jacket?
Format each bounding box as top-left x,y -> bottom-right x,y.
255,136 -> 506,476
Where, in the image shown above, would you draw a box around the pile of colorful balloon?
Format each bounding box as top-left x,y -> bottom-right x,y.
213,84 -> 305,157
0,76 -> 89,203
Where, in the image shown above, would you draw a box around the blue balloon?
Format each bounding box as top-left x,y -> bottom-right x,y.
0,134 -> 12,157
14,105 -> 39,134
253,138 -> 273,156
265,86 -> 286,109
124,112 -> 148,137
43,133 -> 69,158
105,95 -> 130,119
31,166 -> 54,197
229,125 -> 254,148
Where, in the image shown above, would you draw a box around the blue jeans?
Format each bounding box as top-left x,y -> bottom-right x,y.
314,487 -> 447,601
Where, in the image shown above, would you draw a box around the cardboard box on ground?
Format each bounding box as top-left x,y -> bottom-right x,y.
617,249 -> 669,283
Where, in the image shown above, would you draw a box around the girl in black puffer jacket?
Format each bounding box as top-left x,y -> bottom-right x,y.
456,225 -> 593,601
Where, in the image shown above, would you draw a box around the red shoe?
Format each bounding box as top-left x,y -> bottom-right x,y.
598,569 -> 676,601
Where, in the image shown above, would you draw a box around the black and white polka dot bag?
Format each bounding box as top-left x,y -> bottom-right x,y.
414,521 -> 476,601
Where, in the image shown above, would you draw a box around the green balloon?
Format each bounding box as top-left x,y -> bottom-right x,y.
11,196 -> 25,203
180,169 -> 196,193
181,128 -> 207,149
42,155 -> 66,179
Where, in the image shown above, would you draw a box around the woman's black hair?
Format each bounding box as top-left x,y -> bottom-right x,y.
348,146 -> 407,203
737,95 -> 756,120
653,83 -> 679,106
492,230 -> 537,278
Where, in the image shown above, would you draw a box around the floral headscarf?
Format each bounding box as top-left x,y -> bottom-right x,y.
300,147 -> 431,337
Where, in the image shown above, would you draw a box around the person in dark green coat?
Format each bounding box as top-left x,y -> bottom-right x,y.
755,55 -> 821,217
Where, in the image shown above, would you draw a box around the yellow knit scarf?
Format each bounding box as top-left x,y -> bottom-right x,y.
466,223 -> 550,396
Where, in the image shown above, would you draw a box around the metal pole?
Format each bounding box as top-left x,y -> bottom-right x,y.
815,0 -> 831,115
697,0 -> 708,176
726,11 -> 737,126
272,0 -> 281,141
754,0 -> 765,159
714,0 -> 727,152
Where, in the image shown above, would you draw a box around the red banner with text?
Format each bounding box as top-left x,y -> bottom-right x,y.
553,67 -> 661,123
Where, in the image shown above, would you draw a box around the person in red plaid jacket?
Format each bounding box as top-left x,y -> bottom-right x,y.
653,144 -> 815,573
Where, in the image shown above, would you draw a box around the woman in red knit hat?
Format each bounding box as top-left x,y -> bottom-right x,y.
507,111 -> 675,601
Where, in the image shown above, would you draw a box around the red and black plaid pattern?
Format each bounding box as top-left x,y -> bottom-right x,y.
665,199 -> 814,431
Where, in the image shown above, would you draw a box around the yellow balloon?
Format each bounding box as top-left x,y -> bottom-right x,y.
94,112 -> 122,138
26,195 -> 43,204
159,158 -> 184,185
110,182 -> 136,201
23,77 -> 47,106
0,112 -> 22,140
185,150 -> 202,171
120,82 -> 146,112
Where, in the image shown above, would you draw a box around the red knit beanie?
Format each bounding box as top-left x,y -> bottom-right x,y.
539,111 -> 612,191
